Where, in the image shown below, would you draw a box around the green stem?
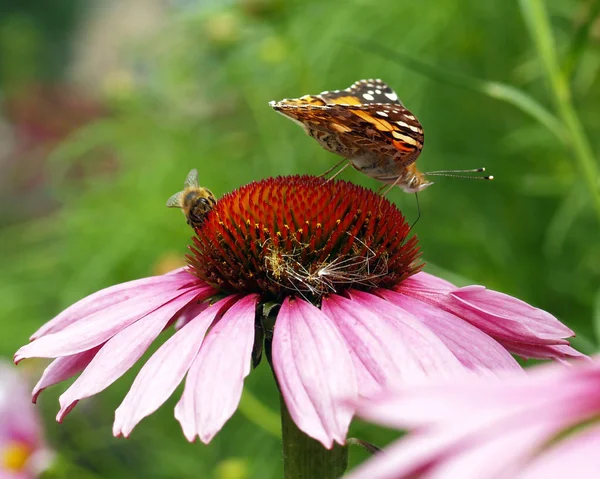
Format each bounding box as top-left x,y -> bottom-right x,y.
264,315 -> 348,478
279,394 -> 349,479
519,0 -> 600,219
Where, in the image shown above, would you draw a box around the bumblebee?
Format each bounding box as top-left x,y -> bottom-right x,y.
166,169 -> 216,229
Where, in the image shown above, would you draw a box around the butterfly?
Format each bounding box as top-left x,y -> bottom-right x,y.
269,79 -> 432,193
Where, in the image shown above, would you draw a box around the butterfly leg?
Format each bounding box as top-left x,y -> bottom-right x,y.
325,161 -> 351,182
319,157 -> 350,179
378,180 -> 399,196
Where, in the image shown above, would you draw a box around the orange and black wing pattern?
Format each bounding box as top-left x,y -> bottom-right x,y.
269,79 -> 424,167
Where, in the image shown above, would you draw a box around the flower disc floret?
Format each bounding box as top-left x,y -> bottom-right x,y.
187,175 -> 422,299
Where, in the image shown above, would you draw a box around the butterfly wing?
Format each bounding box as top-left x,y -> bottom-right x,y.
319,78 -> 405,107
270,102 -> 423,167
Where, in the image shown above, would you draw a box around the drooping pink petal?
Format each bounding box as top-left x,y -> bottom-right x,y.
449,286 -> 574,343
0,362 -> 54,477
347,395 -> 581,479
175,294 -> 258,443
31,269 -> 199,339
519,423 -> 600,479
378,289 -> 522,373
344,429 -> 457,479
272,297 -> 357,448
1,363 -> 44,441
355,365 -> 598,431
349,360 -> 600,479
399,271 -> 456,292
500,340 -> 587,362
173,298 -> 212,330
397,274 -> 576,355
321,294 -> 406,396
113,295 -> 239,437
322,292 -> 463,396
15,286 -> 207,362
32,347 -> 102,402
57,290 -> 199,421
420,420 -> 568,479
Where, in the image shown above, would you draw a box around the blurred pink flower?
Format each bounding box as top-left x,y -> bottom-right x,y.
15,176 -> 582,448
0,362 -> 53,478
348,358 -> 600,479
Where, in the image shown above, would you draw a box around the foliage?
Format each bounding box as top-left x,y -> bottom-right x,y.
1,0 -> 599,477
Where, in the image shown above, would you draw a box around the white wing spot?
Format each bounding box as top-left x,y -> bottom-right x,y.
385,92 -> 398,101
404,114 -> 415,120
375,89 -> 382,94
376,111 -> 389,117
363,93 -> 375,101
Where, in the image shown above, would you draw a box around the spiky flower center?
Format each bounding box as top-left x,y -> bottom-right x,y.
187,175 -> 421,301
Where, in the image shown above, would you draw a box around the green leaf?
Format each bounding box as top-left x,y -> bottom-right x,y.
352,39 -> 566,143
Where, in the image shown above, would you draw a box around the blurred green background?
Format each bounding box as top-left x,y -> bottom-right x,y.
1,0 -> 599,477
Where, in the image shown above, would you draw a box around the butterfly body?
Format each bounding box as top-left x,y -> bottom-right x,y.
270,79 -> 431,193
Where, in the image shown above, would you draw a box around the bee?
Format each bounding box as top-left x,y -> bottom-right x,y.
166,169 -> 217,229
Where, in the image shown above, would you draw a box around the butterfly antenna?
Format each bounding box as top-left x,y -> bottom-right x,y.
424,167 -> 493,181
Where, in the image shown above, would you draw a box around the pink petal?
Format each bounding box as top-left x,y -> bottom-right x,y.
519,424 -> 600,479
500,340 -> 587,362
345,430 -> 456,479
0,363 -> 45,442
15,286 -> 210,362
449,286 -> 574,343
348,399 -> 576,479
175,294 -> 258,443
355,368 -> 596,431
31,269 -> 198,339
378,290 -> 522,373
272,297 -> 357,448
399,271 -> 456,292
57,290 -> 199,421
113,295 -> 239,437
349,291 -> 466,377
173,299 -> 211,330
421,420 -> 566,479
32,347 -> 102,403
322,292 -> 463,396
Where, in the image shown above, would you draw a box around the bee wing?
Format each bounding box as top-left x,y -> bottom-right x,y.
184,169 -> 199,188
166,191 -> 183,208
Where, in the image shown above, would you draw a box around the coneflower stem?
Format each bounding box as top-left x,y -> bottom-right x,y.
279,394 -> 349,479
265,335 -> 349,479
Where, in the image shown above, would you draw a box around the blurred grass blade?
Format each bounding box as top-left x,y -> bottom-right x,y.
543,186 -> 588,257
353,39 -> 566,143
519,0 -> 600,220
563,0 -> 600,79
238,389 -> 281,439
594,289 -> 600,347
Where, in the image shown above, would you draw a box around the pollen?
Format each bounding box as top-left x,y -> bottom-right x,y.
187,175 -> 422,301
